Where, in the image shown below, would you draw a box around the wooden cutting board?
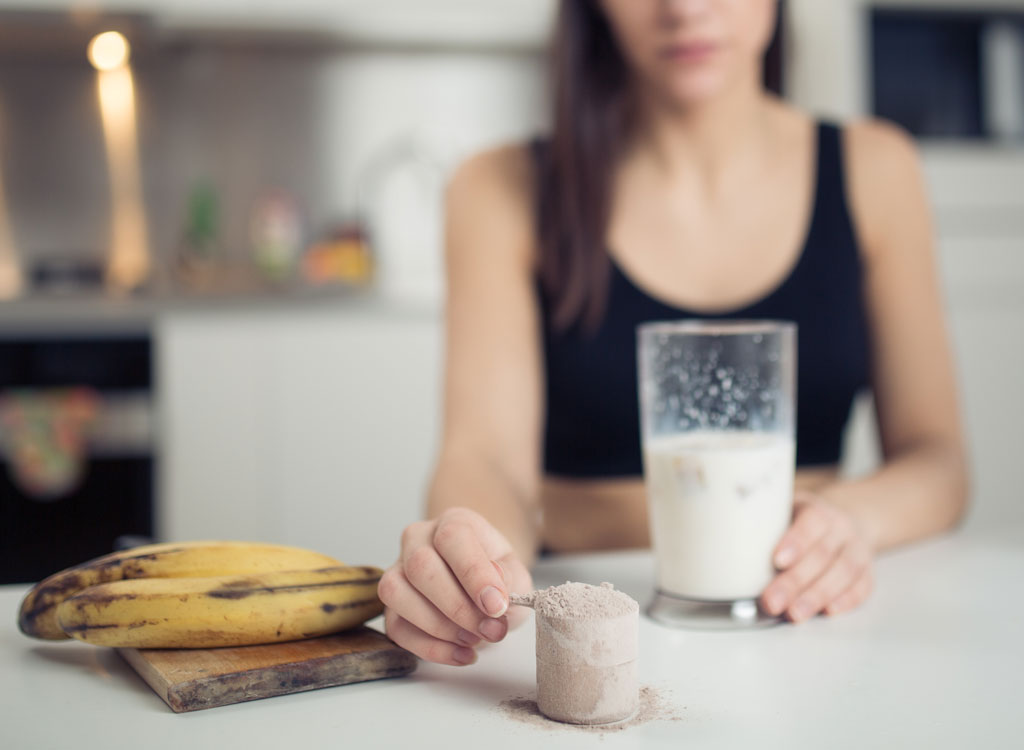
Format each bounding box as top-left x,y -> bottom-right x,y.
118,627 -> 417,713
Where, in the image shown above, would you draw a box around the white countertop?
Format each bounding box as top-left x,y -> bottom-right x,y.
3,523 -> 1023,749
0,287 -> 438,337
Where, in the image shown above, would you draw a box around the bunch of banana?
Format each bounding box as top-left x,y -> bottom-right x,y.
18,541 -> 384,649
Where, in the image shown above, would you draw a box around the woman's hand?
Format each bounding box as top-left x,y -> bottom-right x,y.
760,494 -> 875,623
378,507 -> 533,666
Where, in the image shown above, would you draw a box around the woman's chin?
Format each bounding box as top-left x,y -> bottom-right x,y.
653,73 -> 732,111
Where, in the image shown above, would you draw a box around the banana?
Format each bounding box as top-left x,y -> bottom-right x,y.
18,541 -> 343,640
56,565 -> 384,649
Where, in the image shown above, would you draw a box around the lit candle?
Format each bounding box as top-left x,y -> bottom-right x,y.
89,31 -> 150,292
0,96 -> 23,300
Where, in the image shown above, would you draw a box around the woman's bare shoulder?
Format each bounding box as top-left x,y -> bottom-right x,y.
448,143 -> 536,219
843,118 -> 928,256
845,118 -> 920,172
446,142 -> 538,267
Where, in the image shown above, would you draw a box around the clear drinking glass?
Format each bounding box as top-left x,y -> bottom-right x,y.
637,320 -> 797,629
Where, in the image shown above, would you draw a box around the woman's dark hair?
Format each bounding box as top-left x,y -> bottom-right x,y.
536,0 -> 787,332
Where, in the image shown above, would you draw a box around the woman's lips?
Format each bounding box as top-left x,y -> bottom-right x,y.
660,41 -> 719,64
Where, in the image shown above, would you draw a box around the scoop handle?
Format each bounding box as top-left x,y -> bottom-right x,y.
509,593 -> 536,609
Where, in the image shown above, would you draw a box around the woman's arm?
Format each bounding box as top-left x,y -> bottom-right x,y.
378,145 -> 543,665
762,120 -> 969,622
425,146 -> 545,565
828,120 -> 969,548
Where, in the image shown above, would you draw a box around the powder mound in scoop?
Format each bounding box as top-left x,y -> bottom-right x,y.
532,581 -> 638,619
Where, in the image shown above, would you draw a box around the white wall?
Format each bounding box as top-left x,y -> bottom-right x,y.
314,49 -> 547,304
787,0 -> 867,120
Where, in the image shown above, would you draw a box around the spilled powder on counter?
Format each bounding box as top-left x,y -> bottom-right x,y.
510,581 -> 641,726
497,685 -> 683,733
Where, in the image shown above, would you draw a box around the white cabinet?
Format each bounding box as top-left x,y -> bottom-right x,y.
157,301 -> 443,567
925,148 -> 1024,531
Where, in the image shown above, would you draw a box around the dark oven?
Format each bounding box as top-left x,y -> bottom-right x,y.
0,334 -> 154,583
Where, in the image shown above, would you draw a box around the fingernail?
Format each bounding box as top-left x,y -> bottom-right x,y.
480,586 -> 508,617
775,545 -> 796,568
492,560 -> 506,581
478,618 -> 506,643
456,629 -> 481,646
453,646 -> 477,665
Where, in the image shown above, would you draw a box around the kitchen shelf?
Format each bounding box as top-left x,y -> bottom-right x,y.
0,0 -> 557,50
0,285 -> 391,335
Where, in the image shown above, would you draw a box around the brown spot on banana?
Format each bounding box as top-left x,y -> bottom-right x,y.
205,577 -> 381,599
320,599 -> 381,613
62,619 -> 163,634
60,623 -> 121,633
18,553 -> 170,638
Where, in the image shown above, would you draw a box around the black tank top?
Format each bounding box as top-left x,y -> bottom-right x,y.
538,122 -> 871,476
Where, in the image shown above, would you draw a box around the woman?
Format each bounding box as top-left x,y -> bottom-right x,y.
378,0 -> 968,666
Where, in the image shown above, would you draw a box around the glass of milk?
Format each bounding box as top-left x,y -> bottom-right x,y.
637,320 -> 797,629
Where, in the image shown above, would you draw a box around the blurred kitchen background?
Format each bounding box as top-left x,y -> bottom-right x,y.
0,0 -> 1022,582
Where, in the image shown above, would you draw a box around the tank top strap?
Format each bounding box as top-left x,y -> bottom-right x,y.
817,121 -> 842,183
805,122 -> 859,267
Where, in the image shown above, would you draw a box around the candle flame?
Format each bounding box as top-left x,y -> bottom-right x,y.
0,97 -> 23,299
88,31 -> 130,72
97,64 -> 150,291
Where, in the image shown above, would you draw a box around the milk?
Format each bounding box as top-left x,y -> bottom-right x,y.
644,431 -> 795,601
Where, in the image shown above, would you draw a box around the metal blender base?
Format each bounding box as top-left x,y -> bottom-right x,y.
646,590 -> 784,630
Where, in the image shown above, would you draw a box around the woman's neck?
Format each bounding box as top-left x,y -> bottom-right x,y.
629,80 -> 775,189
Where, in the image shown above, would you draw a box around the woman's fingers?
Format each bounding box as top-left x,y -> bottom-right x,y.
377,566 -> 483,647
824,567 -> 874,616
400,514 -> 510,643
761,497 -> 876,622
390,509 -> 531,661
384,609 -> 477,667
495,551 -> 535,629
495,551 -> 533,598
401,541 -> 508,642
772,500 -> 831,569
432,511 -> 510,618
785,542 -> 869,623
762,527 -> 841,615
